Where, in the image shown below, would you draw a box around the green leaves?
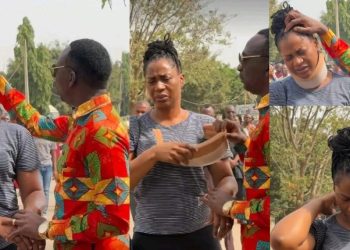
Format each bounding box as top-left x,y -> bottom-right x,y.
271,106 -> 350,222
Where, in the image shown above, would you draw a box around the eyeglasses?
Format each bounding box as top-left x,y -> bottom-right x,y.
239,53 -> 269,64
50,64 -> 76,77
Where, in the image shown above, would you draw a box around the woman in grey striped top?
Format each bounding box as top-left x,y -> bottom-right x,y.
271,127 -> 350,250
129,35 -> 237,250
0,117 -> 46,249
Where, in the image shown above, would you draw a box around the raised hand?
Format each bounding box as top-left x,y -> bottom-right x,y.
284,9 -> 328,35
212,119 -> 247,144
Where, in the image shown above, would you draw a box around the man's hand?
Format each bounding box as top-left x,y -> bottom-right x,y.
211,212 -> 234,239
212,119 -> 247,144
1,210 -> 46,240
284,9 -> 328,35
201,188 -> 235,216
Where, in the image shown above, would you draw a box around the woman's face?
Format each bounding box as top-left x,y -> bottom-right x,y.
278,32 -> 319,79
334,174 -> 350,222
145,58 -> 184,110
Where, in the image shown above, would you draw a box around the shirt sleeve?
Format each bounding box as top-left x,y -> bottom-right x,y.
320,28 -> 350,75
0,75 -> 69,142
228,196 -> 270,229
15,126 -> 40,171
47,125 -> 130,242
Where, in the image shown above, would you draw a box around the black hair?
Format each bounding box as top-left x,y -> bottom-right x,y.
143,34 -> 182,75
68,39 -> 112,89
328,127 -> 350,184
257,28 -> 269,55
270,1 -> 314,48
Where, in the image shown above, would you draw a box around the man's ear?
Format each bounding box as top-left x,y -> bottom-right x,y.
68,70 -> 77,88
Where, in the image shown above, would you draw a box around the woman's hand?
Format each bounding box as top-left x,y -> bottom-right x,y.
319,192 -> 337,215
0,216 -> 13,239
154,142 -> 197,165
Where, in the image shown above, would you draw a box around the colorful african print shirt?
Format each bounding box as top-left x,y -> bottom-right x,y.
321,28 -> 350,75
231,94 -> 270,250
0,75 -> 130,250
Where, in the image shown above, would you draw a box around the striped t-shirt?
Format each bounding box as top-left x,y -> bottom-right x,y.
310,214 -> 350,250
270,73 -> 350,106
0,121 -> 40,249
130,111 -> 231,234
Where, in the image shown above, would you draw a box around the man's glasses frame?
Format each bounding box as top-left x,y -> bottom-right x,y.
239,53 -> 269,64
50,64 -> 76,77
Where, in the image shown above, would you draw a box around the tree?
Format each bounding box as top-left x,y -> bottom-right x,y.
271,106 -> 350,222
269,0 -> 282,63
130,0 -> 242,110
321,0 -> 350,42
6,17 -> 52,114
107,52 -> 130,116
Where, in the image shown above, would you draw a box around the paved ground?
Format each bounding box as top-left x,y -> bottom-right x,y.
20,180 -> 242,250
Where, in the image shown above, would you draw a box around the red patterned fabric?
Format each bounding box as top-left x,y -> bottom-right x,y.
0,76 -> 130,249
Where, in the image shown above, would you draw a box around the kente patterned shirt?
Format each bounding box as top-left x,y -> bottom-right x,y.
0,75 -> 130,250
230,94 -> 270,250
321,28 -> 350,75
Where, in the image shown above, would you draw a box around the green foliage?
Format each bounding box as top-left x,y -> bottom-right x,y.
107,52 -> 130,116
271,106 -> 350,222
321,0 -> 350,42
6,17 -> 52,115
130,0 -> 245,112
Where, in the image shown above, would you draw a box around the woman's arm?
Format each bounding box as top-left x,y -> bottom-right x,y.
17,169 -> 46,214
271,193 -> 336,250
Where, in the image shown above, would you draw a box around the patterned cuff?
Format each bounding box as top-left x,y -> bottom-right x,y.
234,137 -> 250,154
229,200 -> 250,223
320,28 -> 336,47
47,219 -> 71,241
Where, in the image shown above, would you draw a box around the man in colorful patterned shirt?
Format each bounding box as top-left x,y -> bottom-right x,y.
0,39 -> 129,250
284,9 -> 350,75
202,29 -> 270,250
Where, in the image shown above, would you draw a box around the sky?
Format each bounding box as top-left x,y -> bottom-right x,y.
0,0 -> 129,73
207,0 -> 269,68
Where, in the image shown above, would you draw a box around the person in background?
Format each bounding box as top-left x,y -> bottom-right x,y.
243,113 -> 256,136
132,100 -> 151,117
201,104 -> 216,118
33,137 -> 57,215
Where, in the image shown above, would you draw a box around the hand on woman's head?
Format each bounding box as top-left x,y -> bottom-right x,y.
284,10 -> 328,35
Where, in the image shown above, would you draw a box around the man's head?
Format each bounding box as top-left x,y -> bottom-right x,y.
201,104 -> 216,117
52,39 -> 112,106
237,29 -> 269,96
132,100 -> 151,116
224,105 -> 236,121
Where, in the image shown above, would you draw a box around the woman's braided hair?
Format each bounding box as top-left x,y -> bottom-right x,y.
143,34 -> 182,75
328,127 -> 350,184
270,1 -> 314,47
